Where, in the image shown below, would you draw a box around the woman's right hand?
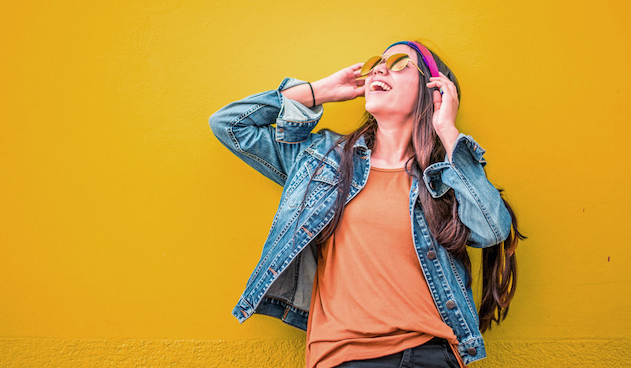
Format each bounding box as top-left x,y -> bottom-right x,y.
312,63 -> 365,104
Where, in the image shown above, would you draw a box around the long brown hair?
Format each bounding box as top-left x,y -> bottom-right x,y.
298,42 -> 524,332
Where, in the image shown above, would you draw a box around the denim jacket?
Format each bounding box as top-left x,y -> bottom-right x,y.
209,77 -> 512,365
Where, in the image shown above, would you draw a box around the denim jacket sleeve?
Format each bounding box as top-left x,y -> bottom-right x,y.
422,134 -> 512,248
209,78 -> 325,186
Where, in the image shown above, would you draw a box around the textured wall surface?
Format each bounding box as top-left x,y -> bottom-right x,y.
1,339 -> 630,367
0,339 -> 631,368
1,0 -> 630,366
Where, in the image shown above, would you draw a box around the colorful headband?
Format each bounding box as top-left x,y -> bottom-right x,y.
385,41 -> 440,78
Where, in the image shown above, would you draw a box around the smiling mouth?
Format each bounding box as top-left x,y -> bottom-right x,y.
370,81 -> 392,92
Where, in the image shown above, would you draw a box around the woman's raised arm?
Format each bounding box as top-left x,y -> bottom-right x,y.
281,62 -> 365,107
209,64 -> 365,186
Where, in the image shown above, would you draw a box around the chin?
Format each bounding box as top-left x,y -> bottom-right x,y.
365,98 -> 383,113
365,100 -> 390,116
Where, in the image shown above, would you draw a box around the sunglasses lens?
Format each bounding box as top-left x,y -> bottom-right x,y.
386,53 -> 410,72
361,56 -> 383,76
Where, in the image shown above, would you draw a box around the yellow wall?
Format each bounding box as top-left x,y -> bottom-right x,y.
1,0 -> 630,366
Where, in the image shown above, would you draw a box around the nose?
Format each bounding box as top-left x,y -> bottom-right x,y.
373,61 -> 388,75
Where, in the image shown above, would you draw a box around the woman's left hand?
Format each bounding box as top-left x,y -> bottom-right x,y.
426,72 -> 460,161
426,72 -> 459,133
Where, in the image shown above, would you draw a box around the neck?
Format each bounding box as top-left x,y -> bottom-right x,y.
370,115 -> 414,169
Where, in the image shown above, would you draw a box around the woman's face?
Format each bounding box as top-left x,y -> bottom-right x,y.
364,44 -> 421,120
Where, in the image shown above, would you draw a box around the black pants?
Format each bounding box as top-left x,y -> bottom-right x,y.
333,337 -> 461,368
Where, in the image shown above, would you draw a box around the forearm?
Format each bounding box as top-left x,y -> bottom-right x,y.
280,79 -> 332,107
435,124 -> 460,163
423,134 -> 511,247
209,77 -> 325,186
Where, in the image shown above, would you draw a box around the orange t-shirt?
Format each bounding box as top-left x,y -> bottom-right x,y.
305,167 -> 462,368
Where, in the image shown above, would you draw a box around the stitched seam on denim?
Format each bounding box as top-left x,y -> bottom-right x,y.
463,134 -> 486,161
288,253 -> 302,304
304,147 -> 340,170
448,253 -> 477,325
289,182 -> 331,209
350,152 -> 370,191
276,138 -> 309,144
311,175 -> 338,186
287,161 -> 338,210
434,253 -> 471,335
227,104 -> 288,182
305,159 -> 340,186
239,296 -> 253,309
280,118 -> 320,124
415,206 -> 472,337
412,205 -> 450,328
423,163 -> 451,198
449,162 -> 501,245
262,295 -> 310,314
281,168 -> 310,209
457,337 -> 484,349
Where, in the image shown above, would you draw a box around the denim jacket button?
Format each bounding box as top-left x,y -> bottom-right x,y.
446,300 -> 456,309
427,251 -> 436,260
277,127 -> 284,133
467,347 -> 477,356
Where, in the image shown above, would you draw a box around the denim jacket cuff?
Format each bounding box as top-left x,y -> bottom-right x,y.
274,77 -> 324,143
422,133 -> 487,198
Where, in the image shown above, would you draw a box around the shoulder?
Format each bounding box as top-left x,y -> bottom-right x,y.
300,129 -> 344,160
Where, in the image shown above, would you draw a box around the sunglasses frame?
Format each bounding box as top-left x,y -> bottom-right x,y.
360,53 -> 425,77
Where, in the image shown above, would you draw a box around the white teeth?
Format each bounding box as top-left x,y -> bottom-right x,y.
370,81 -> 391,92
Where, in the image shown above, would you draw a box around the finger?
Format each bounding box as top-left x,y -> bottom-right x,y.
427,79 -> 455,99
426,78 -> 448,86
356,86 -> 365,97
447,83 -> 458,100
437,71 -> 454,88
428,76 -> 451,85
432,89 -> 442,111
431,74 -> 456,92
438,71 -> 456,94
425,82 -> 442,98
426,81 -> 445,93
350,62 -> 364,70
442,80 -> 457,100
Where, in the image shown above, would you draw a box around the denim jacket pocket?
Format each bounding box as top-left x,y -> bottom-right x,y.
287,159 -> 339,209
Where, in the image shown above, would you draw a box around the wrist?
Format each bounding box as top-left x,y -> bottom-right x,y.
434,122 -> 458,138
434,124 -> 459,160
311,79 -> 331,105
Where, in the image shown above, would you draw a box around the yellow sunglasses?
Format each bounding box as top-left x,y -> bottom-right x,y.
360,53 -> 425,77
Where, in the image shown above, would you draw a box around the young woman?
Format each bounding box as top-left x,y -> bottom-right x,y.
209,41 -> 523,368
